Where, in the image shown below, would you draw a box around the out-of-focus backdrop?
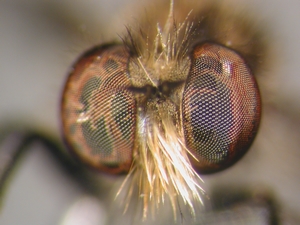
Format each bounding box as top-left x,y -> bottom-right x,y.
0,0 -> 299,224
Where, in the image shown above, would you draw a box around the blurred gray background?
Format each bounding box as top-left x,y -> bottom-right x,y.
0,0 -> 300,224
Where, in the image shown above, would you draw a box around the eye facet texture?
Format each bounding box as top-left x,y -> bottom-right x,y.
182,43 -> 261,173
61,42 -> 261,175
61,45 -> 136,174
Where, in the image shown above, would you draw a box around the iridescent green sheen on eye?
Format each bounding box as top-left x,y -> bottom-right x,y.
81,118 -> 114,156
80,77 -> 101,106
61,45 -> 135,174
111,93 -> 136,141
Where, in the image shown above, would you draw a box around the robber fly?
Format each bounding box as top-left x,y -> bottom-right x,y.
0,0 -> 300,224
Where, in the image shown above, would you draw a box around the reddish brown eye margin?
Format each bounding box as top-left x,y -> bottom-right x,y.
61,44 -> 136,175
183,42 -> 261,174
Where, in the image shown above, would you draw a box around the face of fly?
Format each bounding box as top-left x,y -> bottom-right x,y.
61,0 -> 265,219
1,0 -> 300,225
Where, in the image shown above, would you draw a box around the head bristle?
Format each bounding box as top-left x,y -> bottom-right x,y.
117,0 -> 268,220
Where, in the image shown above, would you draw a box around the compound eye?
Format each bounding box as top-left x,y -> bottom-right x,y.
61,45 -> 136,174
183,43 -> 261,174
